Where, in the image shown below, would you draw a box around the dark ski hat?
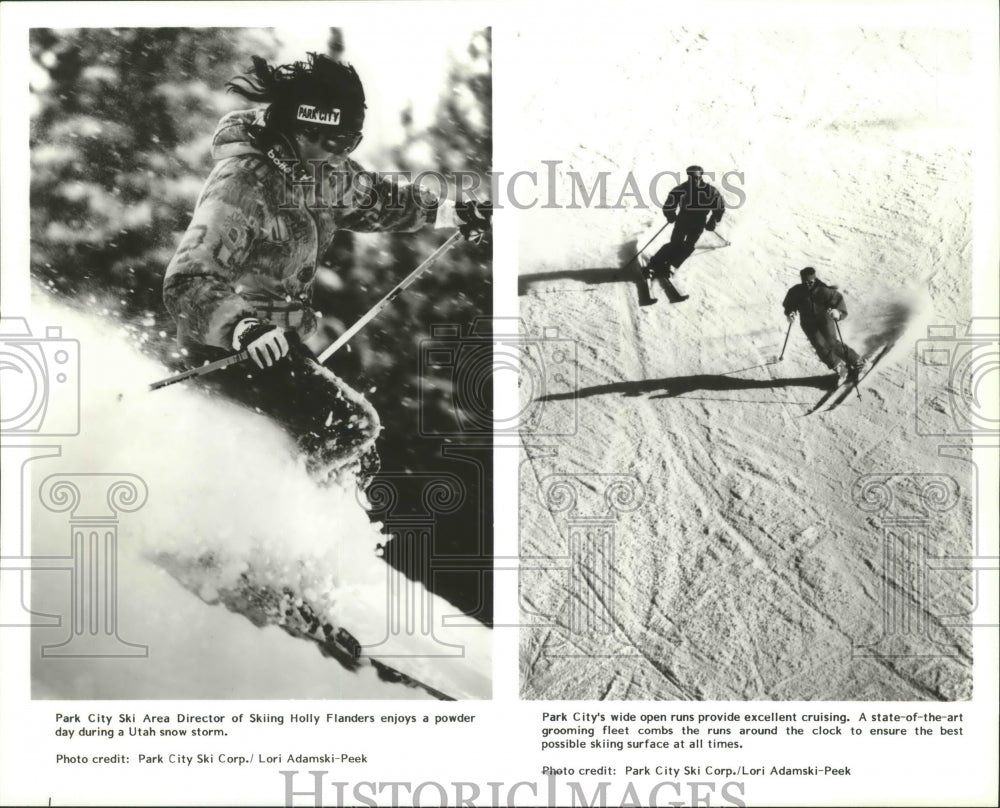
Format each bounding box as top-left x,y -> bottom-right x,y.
227,53 -> 367,137
686,165 -> 704,175
800,267 -> 817,279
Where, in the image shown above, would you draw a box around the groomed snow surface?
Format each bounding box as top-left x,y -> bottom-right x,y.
517,26 -> 975,700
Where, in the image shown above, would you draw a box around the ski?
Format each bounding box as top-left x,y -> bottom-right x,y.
625,223 -> 668,307
630,224 -> 728,306
662,273 -> 690,303
645,273 -> 689,303
153,551 -> 457,701
802,375 -> 842,415
632,260 -> 658,306
639,268 -> 658,306
803,342 -> 893,415
825,342 -> 895,411
639,263 -> 689,305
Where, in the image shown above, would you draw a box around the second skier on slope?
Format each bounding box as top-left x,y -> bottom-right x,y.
783,267 -> 865,383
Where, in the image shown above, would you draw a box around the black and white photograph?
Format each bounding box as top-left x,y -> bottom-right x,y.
13,24 -> 493,700
1,2 -> 998,807
516,21 -> 991,701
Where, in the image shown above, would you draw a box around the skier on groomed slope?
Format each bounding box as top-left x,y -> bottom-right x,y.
163,52 -> 490,485
646,164 -> 725,279
783,267 -> 865,383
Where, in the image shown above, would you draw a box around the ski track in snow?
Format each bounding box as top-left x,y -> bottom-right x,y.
518,26 -> 974,701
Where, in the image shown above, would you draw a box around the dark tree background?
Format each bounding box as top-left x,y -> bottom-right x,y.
30,27 -> 493,625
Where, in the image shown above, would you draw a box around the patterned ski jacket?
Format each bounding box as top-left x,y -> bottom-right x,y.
662,179 -> 725,226
164,109 -> 438,350
782,281 -> 848,323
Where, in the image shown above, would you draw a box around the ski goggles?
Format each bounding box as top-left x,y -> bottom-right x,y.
299,125 -> 363,156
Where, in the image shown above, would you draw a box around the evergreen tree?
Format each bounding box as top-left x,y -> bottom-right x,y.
30,28 -> 278,353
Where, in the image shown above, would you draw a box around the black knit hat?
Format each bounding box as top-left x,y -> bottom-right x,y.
227,53 -> 367,136
800,267 -> 817,279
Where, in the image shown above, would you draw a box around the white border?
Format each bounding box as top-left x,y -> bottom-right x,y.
1,2 -> 997,806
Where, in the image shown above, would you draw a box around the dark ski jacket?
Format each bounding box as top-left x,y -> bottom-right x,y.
662,179 -> 725,226
783,280 -> 848,323
164,109 -> 440,350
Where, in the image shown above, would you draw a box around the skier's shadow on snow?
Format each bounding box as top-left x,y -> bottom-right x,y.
517,240 -> 654,301
537,372 -> 836,403
517,265 -> 635,294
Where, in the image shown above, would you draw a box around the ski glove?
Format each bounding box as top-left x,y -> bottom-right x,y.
786,312 -> 797,323
233,318 -> 290,369
664,210 -> 677,224
827,309 -> 843,321
705,220 -> 716,232
454,200 -> 492,244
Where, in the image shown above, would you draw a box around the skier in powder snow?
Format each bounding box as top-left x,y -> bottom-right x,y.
646,165 -> 725,278
163,53 -> 490,483
783,267 -> 864,382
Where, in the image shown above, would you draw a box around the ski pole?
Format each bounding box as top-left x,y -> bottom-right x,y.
624,221 -> 670,268
148,231 -> 463,391
317,230 -> 462,365
776,319 -> 793,362
833,318 -> 861,400
693,229 -> 730,253
711,229 -> 731,248
148,350 -> 250,392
